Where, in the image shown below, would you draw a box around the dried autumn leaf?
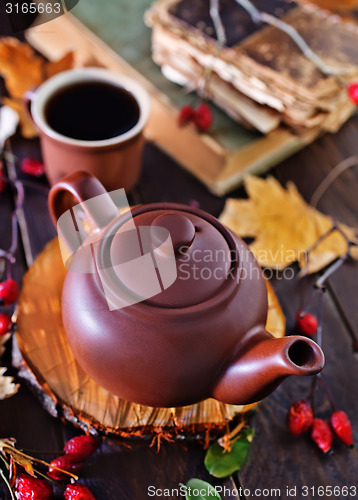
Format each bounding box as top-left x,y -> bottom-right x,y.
0,438 -> 16,449
220,175 -> 358,274
45,51 -> 74,79
0,37 -> 44,99
0,440 -> 35,477
0,37 -> 74,137
8,450 -> 35,476
0,367 -> 19,399
0,438 -> 76,482
0,333 -> 11,357
266,280 -> 285,338
2,98 -> 38,139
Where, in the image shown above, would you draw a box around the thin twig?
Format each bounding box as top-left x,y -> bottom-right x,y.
315,254 -> 349,290
35,469 -> 66,488
0,469 -> 15,500
234,0 -> 261,24
0,452 -> 9,470
225,415 -> 247,443
0,172 -> 26,277
312,221 -> 357,288
19,448 -> 63,456
310,157 -> 358,208
317,374 -> 337,412
300,221 -> 337,276
301,287 -> 318,317
202,0 -> 227,99
0,445 -> 78,480
305,220 -> 337,257
303,218 -> 358,284
309,376 -> 319,416
209,0 -> 227,46
300,288 -> 317,320
315,288 -> 325,348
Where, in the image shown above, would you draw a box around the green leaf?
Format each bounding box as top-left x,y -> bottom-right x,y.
204,429 -> 254,478
184,479 -> 221,500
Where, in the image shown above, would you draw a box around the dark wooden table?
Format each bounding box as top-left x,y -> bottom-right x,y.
1,108 -> 358,499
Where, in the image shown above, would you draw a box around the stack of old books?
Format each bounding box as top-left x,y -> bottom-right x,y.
146,0 -> 358,136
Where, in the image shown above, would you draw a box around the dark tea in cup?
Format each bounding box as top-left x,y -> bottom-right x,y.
45,81 -> 140,141
29,68 -> 151,191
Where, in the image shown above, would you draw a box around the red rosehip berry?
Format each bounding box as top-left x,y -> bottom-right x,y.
178,105 -> 195,126
64,483 -> 96,500
48,455 -> 82,480
0,313 -> 12,336
295,310 -> 318,336
0,278 -> 19,306
348,82 -> 358,104
16,473 -> 54,500
311,418 -> 333,453
63,435 -> 99,462
330,410 -> 353,447
193,103 -> 213,132
20,157 -> 45,177
287,400 -> 314,436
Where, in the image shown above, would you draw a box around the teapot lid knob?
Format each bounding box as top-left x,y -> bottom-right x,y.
151,213 -> 195,253
105,204 -> 237,309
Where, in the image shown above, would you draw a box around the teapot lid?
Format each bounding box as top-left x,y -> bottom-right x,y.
103,203 -> 237,308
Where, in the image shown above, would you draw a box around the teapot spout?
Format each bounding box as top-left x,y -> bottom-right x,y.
212,329 -> 325,405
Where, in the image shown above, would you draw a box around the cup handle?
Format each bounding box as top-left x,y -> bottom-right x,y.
48,171 -> 120,261
48,171 -> 119,227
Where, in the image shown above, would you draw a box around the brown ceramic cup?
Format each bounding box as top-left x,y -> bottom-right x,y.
29,68 -> 151,191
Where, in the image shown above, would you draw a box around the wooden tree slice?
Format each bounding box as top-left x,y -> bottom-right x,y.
15,238 -> 285,438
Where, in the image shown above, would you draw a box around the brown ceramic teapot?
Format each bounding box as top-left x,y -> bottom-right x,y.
49,172 -> 324,408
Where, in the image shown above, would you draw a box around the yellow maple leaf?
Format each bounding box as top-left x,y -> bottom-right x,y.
2,97 -> 38,139
0,37 -> 44,99
0,38 -> 74,137
45,51 -> 75,79
219,175 -> 358,274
